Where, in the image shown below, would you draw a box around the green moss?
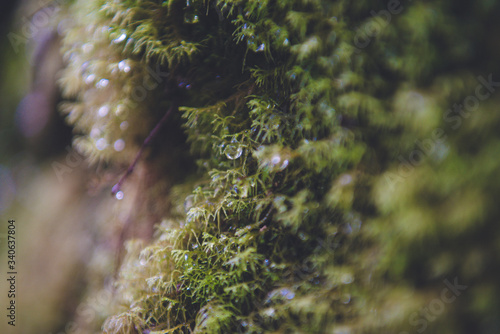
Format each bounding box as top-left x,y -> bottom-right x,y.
55,0 -> 500,333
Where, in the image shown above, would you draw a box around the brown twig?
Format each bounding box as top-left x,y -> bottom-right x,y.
111,103 -> 176,195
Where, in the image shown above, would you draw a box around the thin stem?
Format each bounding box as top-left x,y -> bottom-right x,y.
111,104 -> 176,195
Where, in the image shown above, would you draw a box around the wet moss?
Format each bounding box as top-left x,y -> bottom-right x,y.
56,0 -> 500,333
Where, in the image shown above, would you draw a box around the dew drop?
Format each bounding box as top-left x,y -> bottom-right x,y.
115,104 -> 126,116
98,105 -> 109,117
96,79 -> 109,89
184,254 -> 189,261
115,190 -> 124,200
82,43 -> 94,54
85,74 -> 95,85
341,293 -> 351,304
95,138 -> 107,151
263,308 -> 275,317
114,139 -> 125,151
225,145 -> 243,160
271,155 -> 281,165
339,174 -> 352,186
280,289 -> 295,300
113,32 -> 127,44
118,60 -> 131,73
432,142 -> 449,162
110,65 -> 119,76
280,159 -> 289,169
341,272 -> 354,284
256,43 -> 265,52
101,25 -> 110,35
120,121 -> 129,130
184,13 -> 199,24
283,38 -> 290,46
139,258 -> 147,266
90,127 -> 101,138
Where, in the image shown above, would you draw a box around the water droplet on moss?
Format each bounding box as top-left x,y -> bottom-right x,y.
280,159 -> 289,169
273,196 -> 287,213
343,223 -> 353,234
85,74 -> 95,85
225,145 -> 243,160
115,104 -> 126,116
184,3 -> 199,24
256,43 -> 265,52
115,190 -> 124,200
100,25 -> 110,35
98,105 -> 109,117
341,272 -> 354,284
95,138 -> 107,150
339,174 -> 352,185
118,60 -> 131,73
263,308 -> 275,317
120,121 -> 129,130
341,293 -> 351,304
90,127 -> 101,138
82,43 -> 94,54
96,79 -> 109,89
112,32 -> 127,44
114,139 -> 125,152
184,254 -> 189,261
184,13 -> 199,24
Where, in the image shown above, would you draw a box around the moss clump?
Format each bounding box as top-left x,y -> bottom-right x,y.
54,0 -> 500,333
